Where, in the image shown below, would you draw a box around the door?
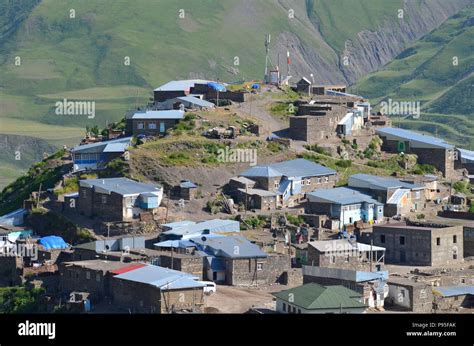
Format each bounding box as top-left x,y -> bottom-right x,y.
213,271 -> 217,281
400,251 -> 406,263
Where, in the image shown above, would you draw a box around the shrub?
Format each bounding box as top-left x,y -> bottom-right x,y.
335,160 -> 352,168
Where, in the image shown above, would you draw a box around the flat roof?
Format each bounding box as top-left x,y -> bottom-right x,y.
308,239 -> 386,253
154,79 -> 217,92
129,110 -> 184,120
62,260 -> 136,273
79,178 -> 161,196
71,137 -> 132,153
192,235 -> 267,259
349,173 -> 424,191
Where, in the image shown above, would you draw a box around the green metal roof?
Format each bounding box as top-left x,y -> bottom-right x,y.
272,283 -> 366,310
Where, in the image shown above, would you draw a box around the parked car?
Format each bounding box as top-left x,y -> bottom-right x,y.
198,281 -> 217,295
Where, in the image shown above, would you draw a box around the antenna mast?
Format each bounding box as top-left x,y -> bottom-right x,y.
264,34 -> 271,83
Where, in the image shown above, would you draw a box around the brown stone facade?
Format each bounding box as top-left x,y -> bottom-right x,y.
224,254 -> 290,286
373,224 -> 463,266
125,118 -> 179,136
111,278 -> 204,313
78,186 -> 124,221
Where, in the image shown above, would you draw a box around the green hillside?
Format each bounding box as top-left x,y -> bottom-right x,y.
0,0 -> 471,189
352,7 -> 474,148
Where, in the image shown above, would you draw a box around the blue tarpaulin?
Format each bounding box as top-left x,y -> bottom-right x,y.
39,236 -> 68,250
251,83 -> 260,89
207,82 -> 226,92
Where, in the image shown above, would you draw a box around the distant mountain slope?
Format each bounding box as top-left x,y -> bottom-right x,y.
0,0 -> 472,188
352,6 -> 474,148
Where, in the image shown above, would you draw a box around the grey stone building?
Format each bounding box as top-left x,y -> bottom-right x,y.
372,222 -> 464,266
386,276 -> 433,312
376,127 -> 456,178
125,110 -> 184,136
77,178 -> 163,222
228,158 -> 337,211
306,239 -> 385,271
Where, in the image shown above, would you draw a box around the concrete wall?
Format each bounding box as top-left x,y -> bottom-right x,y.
78,187 -> 124,221
386,281 -> 433,312
126,118 -> 179,137
58,264 -> 111,302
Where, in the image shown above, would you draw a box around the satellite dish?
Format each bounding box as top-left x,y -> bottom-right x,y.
201,236 -> 207,242
272,232 -> 277,238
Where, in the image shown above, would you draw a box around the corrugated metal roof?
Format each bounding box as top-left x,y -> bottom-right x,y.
349,173 -> 423,191
79,178 -> 162,196
240,158 -> 336,178
307,187 -> 382,205
433,285 -> 474,297
110,263 -> 147,275
71,137 -> 131,153
376,128 -> 454,149
191,235 -> 267,259
113,264 -> 205,290
154,79 -> 214,91
459,148 -> 474,163
180,180 -> 198,189
176,96 -> 215,108
162,219 -> 240,238
272,283 -> 366,310
308,239 -> 385,253
130,110 -> 184,120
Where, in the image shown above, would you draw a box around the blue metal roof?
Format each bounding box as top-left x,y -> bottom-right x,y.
154,79 -> 214,91
349,173 -> 424,191
459,148 -> 474,163
433,285 -> 474,297
376,128 -> 454,149
307,187 -> 383,205
39,236 -> 68,250
162,219 -> 240,238
240,159 -> 336,178
176,96 -> 215,108
191,235 -> 267,259
153,239 -> 195,248
113,264 -> 205,290
130,110 -> 184,120
79,178 -> 162,196
71,137 -> 131,153
180,180 -> 198,189
207,82 -> 226,92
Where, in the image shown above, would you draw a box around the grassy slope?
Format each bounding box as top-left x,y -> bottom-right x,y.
352,7 -> 474,148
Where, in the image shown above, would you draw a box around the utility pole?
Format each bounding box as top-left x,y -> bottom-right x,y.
369,239 -> 373,272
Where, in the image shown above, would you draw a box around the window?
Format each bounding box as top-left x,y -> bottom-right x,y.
330,255 -> 336,264
380,235 -> 385,244
415,191 -> 421,199
86,271 -> 91,280
274,181 -> 279,188
317,178 -> 321,184
101,195 -> 107,204
453,253 -> 457,260
453,235 -> 457,244
344,255 -> 350,263
159,122 -> 166,133
257,263 -> 263,271
305,179 -> 311,185
282,303 -> 286,312
96,273 -> 101,282
148,122 -> 157,129
324,176 -> 329,183
298,309 -> 301,314
400,236 -> 405,245
137,122 -> 144,130
436,237 -> 441,246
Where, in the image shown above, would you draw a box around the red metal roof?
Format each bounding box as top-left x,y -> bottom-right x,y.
110,263 -> 147,275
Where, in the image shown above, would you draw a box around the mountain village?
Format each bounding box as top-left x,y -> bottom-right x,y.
1,56 -> 473,314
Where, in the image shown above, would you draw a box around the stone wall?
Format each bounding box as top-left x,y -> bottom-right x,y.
226,254 -> 290,286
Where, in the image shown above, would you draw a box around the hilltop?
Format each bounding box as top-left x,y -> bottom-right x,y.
0,0 -> 472,187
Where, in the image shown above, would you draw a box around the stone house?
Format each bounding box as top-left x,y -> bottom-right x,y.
190,235 -> 290,286
229,158 -> 337,211
306,187 -> 384,228
376,127 -> 456,178
110,264 -> 205,313
58,260 -> 145,302
125,110 -> 184,136
306,239 -> 385,271
432,285 -> 474,311
348,173 -> 427,216
77,178 -> 163,222
385,276 -> 433,312
372,222 -> 464,266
